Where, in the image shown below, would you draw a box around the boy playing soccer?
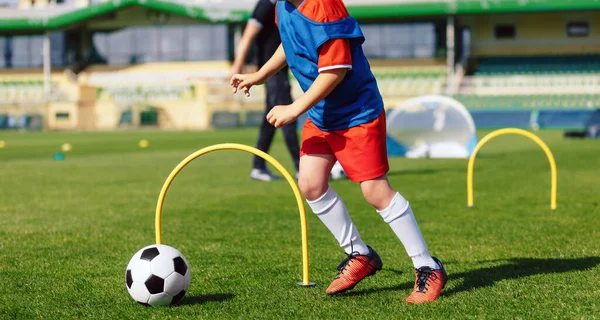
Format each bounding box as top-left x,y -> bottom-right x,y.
230,0 -> 447,303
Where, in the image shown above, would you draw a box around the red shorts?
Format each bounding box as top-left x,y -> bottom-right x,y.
300,111 -> 390,182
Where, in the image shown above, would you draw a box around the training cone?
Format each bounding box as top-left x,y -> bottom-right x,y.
0,140 -> 5,149
139,139 -> 149,148
53,153 -> 65,161
61,143 -> 72,152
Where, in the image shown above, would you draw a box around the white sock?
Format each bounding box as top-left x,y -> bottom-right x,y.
377,193 -> 439,269
307,186 -> 369,255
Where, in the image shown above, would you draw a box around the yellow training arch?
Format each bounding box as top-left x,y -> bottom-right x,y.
467,128 -> 557,210
155,143 -> 314,286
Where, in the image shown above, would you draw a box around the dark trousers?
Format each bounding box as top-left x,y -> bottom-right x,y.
253,67 -> 301,171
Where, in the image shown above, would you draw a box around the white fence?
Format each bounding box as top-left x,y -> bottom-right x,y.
460,74 -> 600,96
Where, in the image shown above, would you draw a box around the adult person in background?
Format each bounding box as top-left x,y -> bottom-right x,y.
230,0 -> 300,181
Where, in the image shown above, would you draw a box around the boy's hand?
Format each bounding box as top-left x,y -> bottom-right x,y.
230,72 -> 265,97
266,104 -> 301,128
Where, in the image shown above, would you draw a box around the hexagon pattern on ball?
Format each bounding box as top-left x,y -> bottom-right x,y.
128,259 -> 152,283
125,244 -> 191,306
145,275 -> 165,294
150,247 -> 181,278
140,247 -> 160,261
164,272 -> 186,296
149,292 -> 173,306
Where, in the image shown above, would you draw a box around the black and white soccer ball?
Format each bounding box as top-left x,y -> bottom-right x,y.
125,244 -> 191,306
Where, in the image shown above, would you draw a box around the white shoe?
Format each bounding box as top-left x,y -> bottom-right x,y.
250,169 -> 279,182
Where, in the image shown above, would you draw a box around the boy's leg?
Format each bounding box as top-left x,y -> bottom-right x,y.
299,154 -> 382,295
333,111 -> 437,268
360,177 -> 447,304
299,120 -> 381,295
333,111 -> 446,303
360,177 -> 437,269
299,154 -> 367,255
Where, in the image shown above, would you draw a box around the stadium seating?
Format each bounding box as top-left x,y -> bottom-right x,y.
454,54 -> 600,128
462,74 -> 600,95
475,55 -> 600,75
455,94 -> 600,110
462,54 -> 600,94
455,94 -> 599,129
0,80 -> 46,104
372,65 -> 447,98
292,64 -> 447,103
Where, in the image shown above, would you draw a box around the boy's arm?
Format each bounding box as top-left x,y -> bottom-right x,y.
256,44 -> 287,80
291,69 -> 346,115
231,44 -> 287,95
291,38 -> 352,113
266,38 -> 351,128
266,68 -> 346,128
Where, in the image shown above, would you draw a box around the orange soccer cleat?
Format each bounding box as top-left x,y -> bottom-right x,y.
405,257 -> 448,304
326,246 -> 383,295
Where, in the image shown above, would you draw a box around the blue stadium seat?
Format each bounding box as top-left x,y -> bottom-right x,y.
211,111 -> 240,129
469,110 -> 532,128
0,114 -> 7,129
537,110 -> 596,129
475,55 -> 600,75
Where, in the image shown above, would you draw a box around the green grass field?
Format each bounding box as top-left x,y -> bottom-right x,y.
0,128 -> 599,319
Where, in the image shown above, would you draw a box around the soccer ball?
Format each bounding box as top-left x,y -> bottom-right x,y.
330,161 -> 347,180
125,244 -> 191,306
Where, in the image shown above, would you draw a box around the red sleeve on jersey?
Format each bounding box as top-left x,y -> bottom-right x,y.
298,0 -> 349,23
298,0 -> 352,71
318,39 -> 352,71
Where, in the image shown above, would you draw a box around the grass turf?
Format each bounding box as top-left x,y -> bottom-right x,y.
0,128 -> 599,319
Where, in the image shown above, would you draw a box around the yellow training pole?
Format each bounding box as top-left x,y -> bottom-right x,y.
155,143 -> 314,286
467,128 -> 557,210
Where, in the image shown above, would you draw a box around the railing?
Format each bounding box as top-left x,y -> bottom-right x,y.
459,74 -> 600,95
0,84 -> 67,105
0,0 -> 456,13
0,2 -> 80,17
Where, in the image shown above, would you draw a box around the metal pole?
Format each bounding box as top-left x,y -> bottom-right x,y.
446,16 -> 455,94
43,31 -> 51,99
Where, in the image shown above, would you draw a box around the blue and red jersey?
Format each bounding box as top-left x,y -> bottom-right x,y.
276,0 -> 384,131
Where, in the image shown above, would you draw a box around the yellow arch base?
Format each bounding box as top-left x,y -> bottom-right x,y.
155,143 -> 315,286
467,128 -> 557,210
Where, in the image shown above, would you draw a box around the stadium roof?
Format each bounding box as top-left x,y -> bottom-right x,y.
0,0 -> 599,32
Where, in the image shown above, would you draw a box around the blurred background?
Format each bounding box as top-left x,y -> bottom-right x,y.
0,0 -> 598,134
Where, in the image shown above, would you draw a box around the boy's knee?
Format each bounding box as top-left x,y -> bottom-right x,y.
362,188 -> 382,207
361,184 -> 397,211
299,177 -> 328,201
376,192 -> 410,223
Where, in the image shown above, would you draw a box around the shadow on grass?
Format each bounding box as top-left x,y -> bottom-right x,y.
338,269 -> 414,297
443,257 -> 600,297
340,257 -> 600,298
179,293 -> 235,306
